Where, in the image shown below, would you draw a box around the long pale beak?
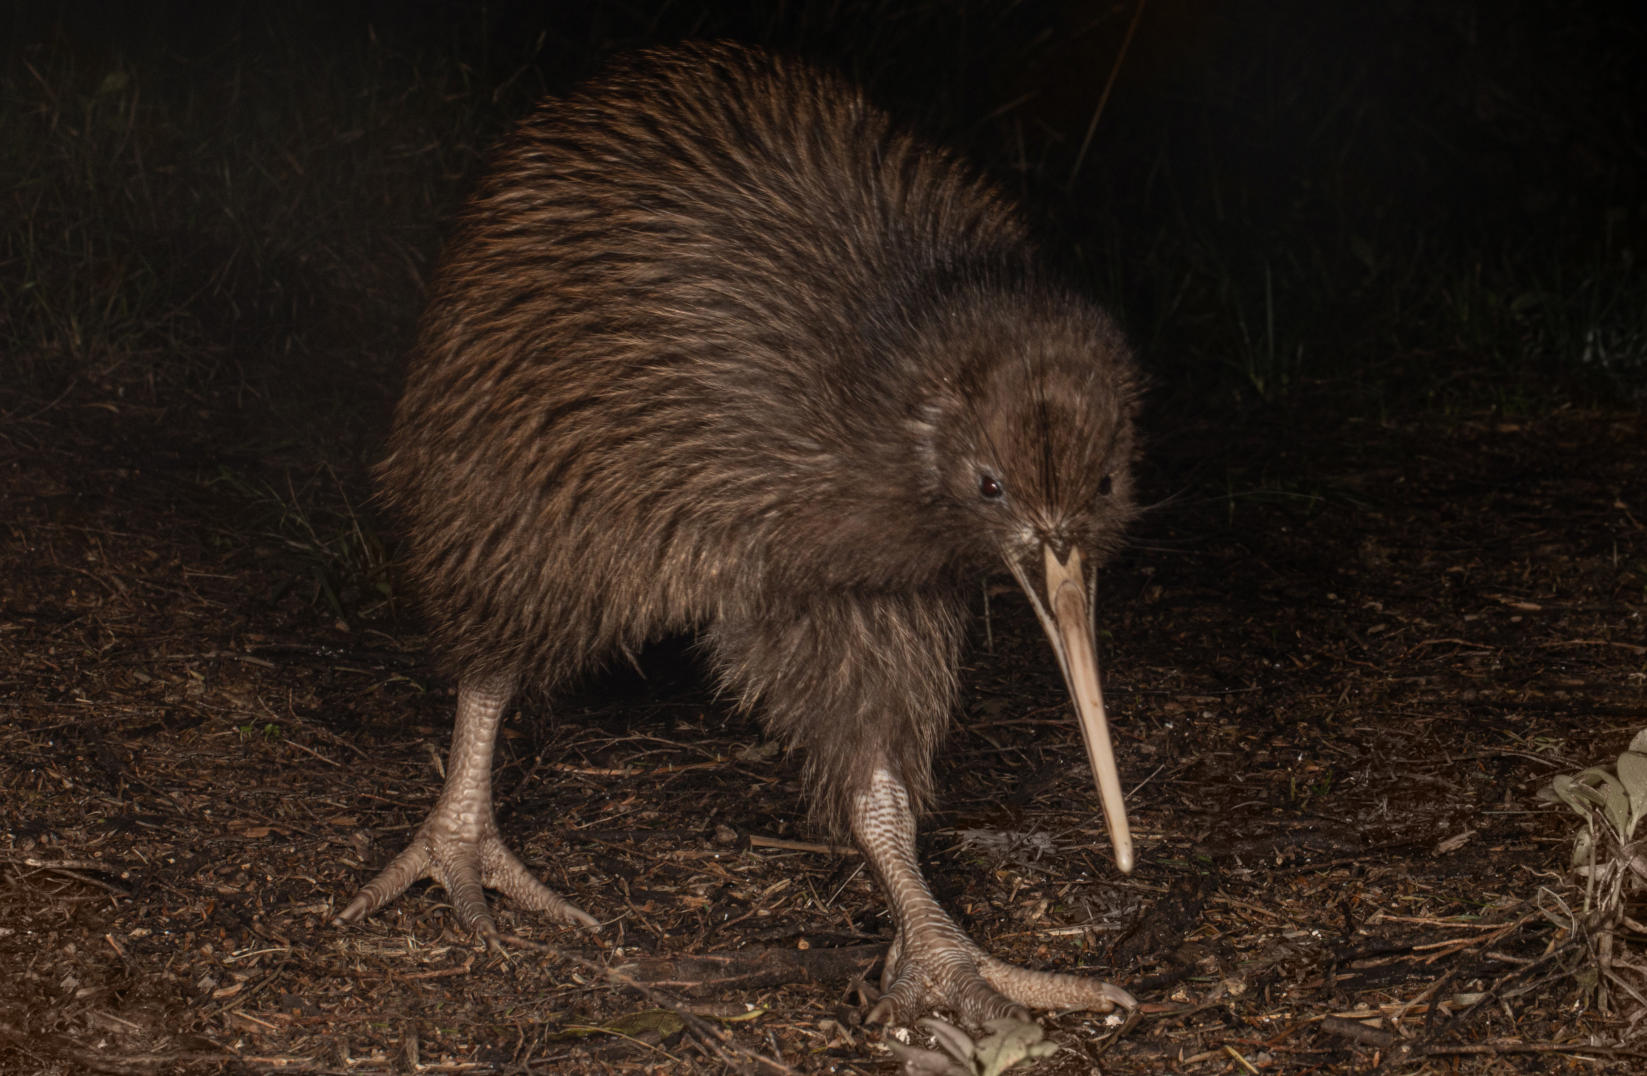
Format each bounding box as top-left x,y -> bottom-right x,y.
1004,544 -> 1134,874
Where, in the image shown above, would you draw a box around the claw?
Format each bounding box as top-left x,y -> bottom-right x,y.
852,766 -> 1136,1028
335,677 -> 597,939
337,820 -> 598,935
869,930 -> 1129,1026
976,953 -> 1137,1013
866,995 -> 899,1027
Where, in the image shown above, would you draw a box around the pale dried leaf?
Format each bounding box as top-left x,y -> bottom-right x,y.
1618,750 -> 1647,832
974,1016 -> 1059,1076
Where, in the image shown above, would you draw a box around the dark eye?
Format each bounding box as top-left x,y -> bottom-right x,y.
1097,474 -> 1114,496
978,474 -> 1004,500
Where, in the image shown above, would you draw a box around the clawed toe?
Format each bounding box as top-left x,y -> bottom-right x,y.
976,953 -> 1136,1013
478,836 -> 600,930
336,821 -> 596,937
850,769 -> 1137,1030
865,930 -> 1133,1028
336,677 -> 597,940
868,968 -> 1028,1027
335,837 -> 439,927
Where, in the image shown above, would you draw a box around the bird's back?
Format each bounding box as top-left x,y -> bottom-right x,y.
379,42 -> 1037,683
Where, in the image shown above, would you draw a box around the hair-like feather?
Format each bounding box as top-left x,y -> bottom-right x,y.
379,41 -> 1139,830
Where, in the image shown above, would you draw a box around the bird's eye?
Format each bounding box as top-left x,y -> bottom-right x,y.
978,474 -> 1004,500
1098,474 -> 1114,496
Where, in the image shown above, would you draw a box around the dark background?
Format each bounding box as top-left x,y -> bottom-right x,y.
7,0 -> 1645,431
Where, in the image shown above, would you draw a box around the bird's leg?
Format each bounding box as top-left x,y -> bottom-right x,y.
852,765 -> 1134,1026
336,675 -> 597,937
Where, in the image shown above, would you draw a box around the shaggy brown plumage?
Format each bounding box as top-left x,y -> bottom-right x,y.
349,41 -> 1142,1026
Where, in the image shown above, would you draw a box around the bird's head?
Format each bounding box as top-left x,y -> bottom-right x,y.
910,285 -> 1142,872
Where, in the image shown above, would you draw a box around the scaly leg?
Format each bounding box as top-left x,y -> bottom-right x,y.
852,765 -> 1134,1025
336,675 -> 597,936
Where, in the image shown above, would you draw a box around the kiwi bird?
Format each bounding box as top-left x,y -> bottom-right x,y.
339,41 -> 1141,1025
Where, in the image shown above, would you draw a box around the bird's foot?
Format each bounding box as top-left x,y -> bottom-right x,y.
867,920 -> 1135,1027
335,805 -> 597,938
850,766 -> 1135,1027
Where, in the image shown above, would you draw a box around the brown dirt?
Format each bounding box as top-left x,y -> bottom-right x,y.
2,368 -> 1644,1072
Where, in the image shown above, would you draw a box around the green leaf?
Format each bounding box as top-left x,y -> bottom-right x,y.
604,1009 -> 687,1038
547,1009 -> 687,1044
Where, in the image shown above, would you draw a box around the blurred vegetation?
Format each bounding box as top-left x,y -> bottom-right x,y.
1,0 -> 1643,442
